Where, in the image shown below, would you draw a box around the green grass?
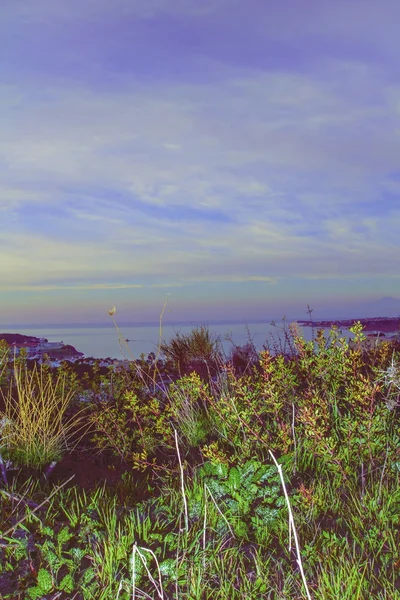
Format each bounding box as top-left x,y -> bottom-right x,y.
0,312 -> 400,598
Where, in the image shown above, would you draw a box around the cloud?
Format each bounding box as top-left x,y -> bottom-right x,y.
1,69 -> 399,290
1,0 -> 400,321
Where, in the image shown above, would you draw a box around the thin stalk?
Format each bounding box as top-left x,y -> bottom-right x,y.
204,482 -> 235,539
0,454 -> 8,486
0,475 -> 75,544
174,427 -> 189,534
292,402 -> 297,474
377,442 -> 389,507
203,482 -> 207,571
132,543 -> 164,599
269,450 -> 312,600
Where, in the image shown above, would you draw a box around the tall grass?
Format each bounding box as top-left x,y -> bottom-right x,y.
0,348 -> 89,471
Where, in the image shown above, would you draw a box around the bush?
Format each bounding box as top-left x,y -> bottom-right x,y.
160,325 -> 225,381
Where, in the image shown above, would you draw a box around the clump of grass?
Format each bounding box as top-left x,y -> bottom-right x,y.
0,350 -> 89,471
159,323 -> 225,380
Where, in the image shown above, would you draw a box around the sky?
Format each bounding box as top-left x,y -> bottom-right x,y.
1,0 -> 400,326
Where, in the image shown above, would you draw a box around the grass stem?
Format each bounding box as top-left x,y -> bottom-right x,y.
269,450 -> 312,600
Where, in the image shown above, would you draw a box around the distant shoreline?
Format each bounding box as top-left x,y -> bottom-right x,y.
0,333 -> 84,361
1,316 -> 399,366
1,315 -> 399,331
0,318 -> 283,329
297,316 -> 400,333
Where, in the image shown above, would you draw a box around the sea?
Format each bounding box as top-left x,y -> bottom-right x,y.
0,319 -> 365,362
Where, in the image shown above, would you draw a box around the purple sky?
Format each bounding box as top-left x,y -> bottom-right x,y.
1,0 -> 400,326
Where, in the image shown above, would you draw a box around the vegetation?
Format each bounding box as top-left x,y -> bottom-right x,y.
0,313 -> 399,598
0,346 -> 89,476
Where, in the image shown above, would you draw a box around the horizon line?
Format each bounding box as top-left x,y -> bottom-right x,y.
0,317 -> 302,329
1,313 -> 399,330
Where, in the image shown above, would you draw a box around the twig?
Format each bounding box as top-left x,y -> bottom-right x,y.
0,488 -> 39,509
0,475 -> 75,544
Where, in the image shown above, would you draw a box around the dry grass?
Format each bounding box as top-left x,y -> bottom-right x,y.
0,352 -> 88,470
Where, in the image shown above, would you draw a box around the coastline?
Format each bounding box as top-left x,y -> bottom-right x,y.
0,333 -> 84,362
0,333 -> 141,370
2,316 -> 400,369
297,316 -> 400,334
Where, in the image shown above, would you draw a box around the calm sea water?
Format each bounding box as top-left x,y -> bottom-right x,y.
0,320 -> 360,361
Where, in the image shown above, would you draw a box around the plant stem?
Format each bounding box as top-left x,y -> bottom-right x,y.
269,450 -> 312,600
174,427 -> 189,534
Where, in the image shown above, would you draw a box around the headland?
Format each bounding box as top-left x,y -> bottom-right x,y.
297,316 -> 400,334
0,333 -> 84,361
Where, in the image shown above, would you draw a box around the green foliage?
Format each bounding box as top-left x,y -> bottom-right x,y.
168,372 -> 213,448
23,522 -> 85,598
197,458 -> 287,538
27,568 -> 53,599
2,320 -> 400,598
292,324 -> 399,484
204,351 -> 299,460
0,339 -> 11,388
89,382 -> 175,471
205,323 -> 399,489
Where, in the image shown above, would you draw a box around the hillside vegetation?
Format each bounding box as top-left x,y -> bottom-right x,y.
0,320 -> 399,599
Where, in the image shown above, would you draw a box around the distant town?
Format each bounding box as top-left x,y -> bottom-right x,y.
0,332 -> 131,369
297,316 -> 400,334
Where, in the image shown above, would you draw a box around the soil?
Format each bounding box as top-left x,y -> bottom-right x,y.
48,449 -> 131,490
2,449 -> 132,492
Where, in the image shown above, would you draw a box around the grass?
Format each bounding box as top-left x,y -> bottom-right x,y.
0,308 -> 400,598
0,347 -> 89,475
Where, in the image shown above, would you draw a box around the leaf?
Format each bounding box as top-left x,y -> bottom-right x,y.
36,568 -> 53,592
255,578 -> 268,593
227,467 -> 241,491
81,567 -> 97,584
247,483 -> 260,499
205,478 -> 227,499
41,545 -> 60,569
233,519 -> 248,537
57,526 -> 74,545
213,461 -> 229,479
59,573 -> 75,593
27,586 -> 45,600
159,558 -> 178,578
69,546 -> 86,562
239,460 -> 257,481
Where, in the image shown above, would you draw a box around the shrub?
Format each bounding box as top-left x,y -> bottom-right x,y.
160,325 -> 225,380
